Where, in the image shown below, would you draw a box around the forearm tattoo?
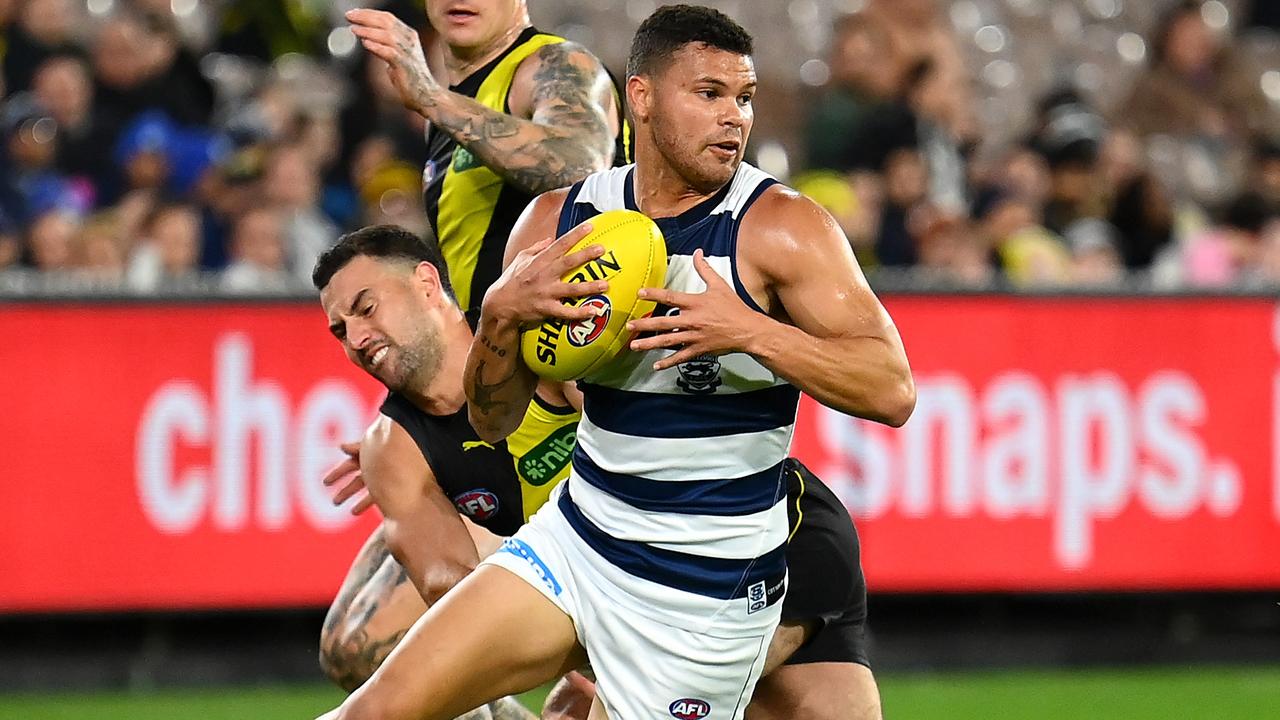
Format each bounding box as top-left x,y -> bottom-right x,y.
432,42 -> 614,195
470,355 -> 518,417
320,530 -> 415,691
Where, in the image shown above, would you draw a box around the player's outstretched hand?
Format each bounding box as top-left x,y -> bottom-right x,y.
346,8 -> 440,114
482,221 -> 609,328
627,249 -> 760,371
322,441 -> 374,515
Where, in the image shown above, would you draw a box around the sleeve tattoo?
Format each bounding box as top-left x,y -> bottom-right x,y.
428,42 -> 615,195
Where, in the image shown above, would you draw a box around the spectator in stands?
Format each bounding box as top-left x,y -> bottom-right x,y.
91,13 -> 156,132
1246,219 -> 1280,285
23,208 -> 78,272
1109,173 -> 1179,270
1250,137 -> 1280,212
1180,192 -> 1273,285
1,0 -> 77,94
1065,218 -> 1126,285
1123,1 -> 1272,140
1118,1 -> 1273,200
912,205 -> 993,286
865,0 -> 976,143
0,92 -> 89,224
74,213 -> 127,281
0,199 -> 19,269
33,55 -> 118,206
220,205 -> 292,292
1031,90 -> 1110,237
127,202 -> 203,290
263,143 -> 339,284
875,147 -> 929,267
803,13 -> 899,172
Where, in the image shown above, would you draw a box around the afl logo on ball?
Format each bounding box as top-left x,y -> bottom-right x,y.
453,490 -> 499,521
566,296 -> 611,347
669,698 -> 711,719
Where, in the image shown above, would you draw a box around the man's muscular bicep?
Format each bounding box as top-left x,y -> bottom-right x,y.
744,190 -> 891,338
359,416 -> 477,573
501,42 -> 617,192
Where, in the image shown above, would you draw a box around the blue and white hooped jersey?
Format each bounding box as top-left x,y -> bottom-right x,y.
554,163 -> 800,630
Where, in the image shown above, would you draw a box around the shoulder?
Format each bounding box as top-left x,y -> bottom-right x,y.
742,184 -> 843,250
518,39 -> 609,83
363,414 -> 433,479
739,184 -> 848,279
506,186 -> 574,256
509,39 -> 614,113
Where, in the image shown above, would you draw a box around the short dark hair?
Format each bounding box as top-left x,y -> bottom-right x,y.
626,4 -> 754,79
311,224 -> 454,301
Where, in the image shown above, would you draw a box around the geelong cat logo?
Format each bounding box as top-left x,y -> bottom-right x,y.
669,698 -> 711,719
566,296 -> 611,347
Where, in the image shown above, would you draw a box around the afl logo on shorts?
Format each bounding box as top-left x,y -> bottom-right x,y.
566,296 -> 611,347
669,698 -> 711,719
453,490 -> 499,521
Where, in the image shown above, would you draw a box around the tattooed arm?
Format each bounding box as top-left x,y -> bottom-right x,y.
359,415 -> 482,605
347,9 -> 618,195
319,526 -> 421,691
465,192 -> 605,441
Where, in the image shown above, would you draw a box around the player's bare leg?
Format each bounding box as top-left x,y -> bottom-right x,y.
319,564 -> 585,720
747,662 -> 882,720
747,620 -> 882,720
321,526 -> 426,691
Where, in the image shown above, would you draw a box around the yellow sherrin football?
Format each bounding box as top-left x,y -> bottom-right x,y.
521,209 -> 667,381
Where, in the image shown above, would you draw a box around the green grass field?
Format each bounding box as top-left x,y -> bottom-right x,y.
1,666 -> 1275,719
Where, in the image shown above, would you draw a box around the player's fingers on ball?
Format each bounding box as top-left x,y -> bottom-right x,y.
339,441 -> 361,458
522,236 -> 556,259
558,243 -> 606,272
551,221 -> 594,252
557,280 -> 608,298
550,302 -> 604,323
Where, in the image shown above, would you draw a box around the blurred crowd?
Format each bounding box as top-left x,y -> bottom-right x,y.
0,0 -> 1277,292
797,0 -> 1280,288
0,0 -> 434,292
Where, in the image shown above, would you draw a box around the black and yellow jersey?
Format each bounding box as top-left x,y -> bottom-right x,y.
422,26 -> 629,312
379,391 -> 579,532
504,393 -> 578,519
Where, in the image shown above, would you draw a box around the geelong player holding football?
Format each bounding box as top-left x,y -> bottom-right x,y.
317,5 -> 913,720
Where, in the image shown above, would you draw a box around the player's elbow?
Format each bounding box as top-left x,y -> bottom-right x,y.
879,372 -> 916,428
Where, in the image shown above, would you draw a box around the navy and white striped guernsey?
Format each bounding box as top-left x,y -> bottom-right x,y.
554,163 -> 800,619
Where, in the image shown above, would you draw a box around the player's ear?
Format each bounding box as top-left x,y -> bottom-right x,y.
412,261 -> 444,300
626,74 -> 652,123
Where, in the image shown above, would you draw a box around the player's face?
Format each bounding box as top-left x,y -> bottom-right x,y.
321,256 -> 445,394
425,0 -> 524,53
647,44 -> 756,193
